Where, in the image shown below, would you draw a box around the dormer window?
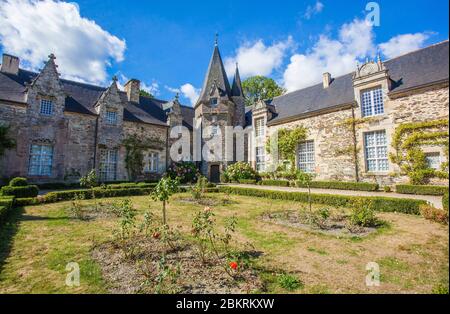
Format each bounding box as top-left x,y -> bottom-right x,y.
361,87 -> 384,117
210,98 -> 218,107
40,99 -> 54,116
106,111 -> 117,125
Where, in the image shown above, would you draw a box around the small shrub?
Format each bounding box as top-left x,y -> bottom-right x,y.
420,205 -> 449,225
166,162 -> 199,184
191,176 -> 208,200
383,186 -> 392,193
443,193 -> 449,211
349,200 -> 377,227
1,185 -> 39,198
278,274 -> 303,291
69,194 -> 88,220
223,162 -> 258,182
9,177 -> 28,187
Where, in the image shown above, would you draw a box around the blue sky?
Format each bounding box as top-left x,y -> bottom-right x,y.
0,0 -> 448,105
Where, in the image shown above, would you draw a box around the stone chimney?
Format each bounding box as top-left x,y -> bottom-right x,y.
1,54 -> 20,75
124,79 -> 140,103
323,72 -> 332,88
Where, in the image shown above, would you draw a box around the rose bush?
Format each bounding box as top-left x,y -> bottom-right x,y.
222,162 -> 258,182
166,162 -> 199,184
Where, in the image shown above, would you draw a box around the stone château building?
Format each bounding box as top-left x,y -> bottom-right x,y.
0,40 -> 448,185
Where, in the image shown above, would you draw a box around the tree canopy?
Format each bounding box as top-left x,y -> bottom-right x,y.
242,76 -> 285,106
139,89 -> 154,98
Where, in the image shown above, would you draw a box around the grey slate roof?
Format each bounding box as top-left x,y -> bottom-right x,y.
267,40 -> 449,125
231,65 -> 244,97
196,45 -> 231,106
0,68 -> 195,128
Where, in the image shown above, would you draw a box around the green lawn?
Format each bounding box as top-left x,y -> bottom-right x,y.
0,193 -> 448,294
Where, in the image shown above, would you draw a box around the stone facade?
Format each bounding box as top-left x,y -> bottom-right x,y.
0,41 -> 448,186
256,53 -> 449,186
0,54 -> 170,183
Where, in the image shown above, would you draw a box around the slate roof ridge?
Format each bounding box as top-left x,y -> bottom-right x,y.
271,39 -> 449,103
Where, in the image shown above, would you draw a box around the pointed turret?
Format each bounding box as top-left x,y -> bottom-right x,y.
231,63 -> 246,127
196,36 -> 231,107
231,63 -> 244,97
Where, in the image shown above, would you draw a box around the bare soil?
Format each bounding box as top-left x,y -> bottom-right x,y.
262,210 -> 379,237
92,236 -> 264,294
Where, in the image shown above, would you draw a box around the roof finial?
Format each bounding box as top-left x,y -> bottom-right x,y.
112,75 -> 118,83
48,53 -> 56,60
215,33 -> 219,46
175,92 -> 179,101
377,53 -> 382,63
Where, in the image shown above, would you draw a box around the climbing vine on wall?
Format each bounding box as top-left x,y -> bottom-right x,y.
266,126 -> 308,169
390,119 -> 449,185
122,135 -> 165,180
333,116 -> 376,182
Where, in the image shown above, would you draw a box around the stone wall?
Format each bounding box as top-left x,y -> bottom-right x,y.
355,84 -> 449,186
267,108 -> 357,181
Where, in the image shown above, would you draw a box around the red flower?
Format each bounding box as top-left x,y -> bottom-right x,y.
152,232 -> 161,239
229,261 -> 238,270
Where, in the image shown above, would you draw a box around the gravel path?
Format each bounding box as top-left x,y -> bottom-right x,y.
224,184 -> 444,209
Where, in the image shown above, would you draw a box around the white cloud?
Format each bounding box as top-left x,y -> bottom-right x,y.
0,0 -> 126,84
304,1 -> 324,20
224,37 -> 293,79
141,81 -> 160,97
165,83 -> 200,106
379,33 -> 430,59
283,19 -> 374,92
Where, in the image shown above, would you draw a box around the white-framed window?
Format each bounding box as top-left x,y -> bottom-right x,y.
298,140 -> 315,173
99,149 -> 118,181
255,118 -> 265,138
256,146 -> 265,172
28,144 -> 53,176
105,111 -> 117,125
210,98 -> 218,107
361,87 -> 384,117
364,130 -> 389,172
425,152 -> 441,170
39,99 -> 54,116
144,152 -> 159,173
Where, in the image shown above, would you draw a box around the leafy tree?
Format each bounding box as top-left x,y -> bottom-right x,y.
139,89 -> 154,98
242,76 -> 286,106
0,124 -> 16,157
151,177 -> 179,225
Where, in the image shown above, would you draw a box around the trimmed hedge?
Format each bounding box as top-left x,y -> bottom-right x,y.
219,186 -> 426,215
239,179 -> 257,185
296,180 -> 379,192
396,185 -> 448,196
1,185 -> 39,198
15,198 -> 41,207
105,182 -> 157,189
259,180 -> 291,187
0,196 -> 15,222
43,187 -> 153,203
443,193 -> 449,211
9,177 -> 28,187
37,182 -> 80,190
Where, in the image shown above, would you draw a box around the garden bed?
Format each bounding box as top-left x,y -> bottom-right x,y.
92,236 -> 263,294
262,210 -> 380,238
